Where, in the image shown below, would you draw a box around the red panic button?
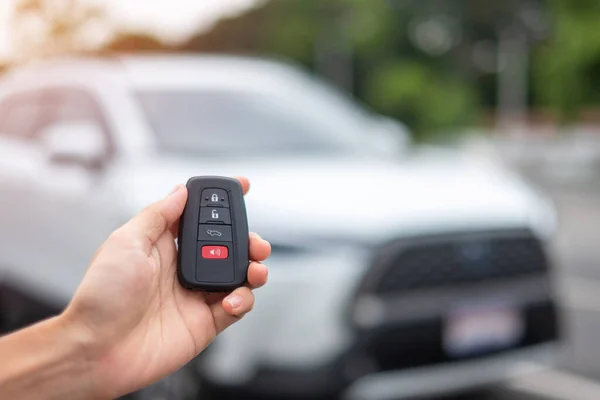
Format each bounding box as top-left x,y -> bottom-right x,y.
201,245 -> 229,259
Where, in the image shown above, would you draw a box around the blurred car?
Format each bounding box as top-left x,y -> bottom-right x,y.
0,55 -> 559,399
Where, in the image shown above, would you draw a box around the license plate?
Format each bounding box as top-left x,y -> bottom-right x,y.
443,303 -> 525,358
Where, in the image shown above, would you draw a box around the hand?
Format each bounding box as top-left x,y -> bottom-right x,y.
61,177 -> 270,398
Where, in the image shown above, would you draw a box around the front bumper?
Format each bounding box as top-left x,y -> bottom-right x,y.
343,342 -> 559,400
202,343 -> 559,399
202,299 -> 559,398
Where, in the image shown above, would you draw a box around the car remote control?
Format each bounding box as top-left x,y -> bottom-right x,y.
177,176 -> 249,291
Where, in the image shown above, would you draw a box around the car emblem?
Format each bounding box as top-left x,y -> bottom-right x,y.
457,241 -> 491,267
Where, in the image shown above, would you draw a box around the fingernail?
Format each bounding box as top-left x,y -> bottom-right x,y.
259,264 -> 269,281
225,294 -> 243,310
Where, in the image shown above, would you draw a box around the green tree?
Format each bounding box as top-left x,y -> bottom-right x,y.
532,0 -> 600,122
365,61 -> 478,135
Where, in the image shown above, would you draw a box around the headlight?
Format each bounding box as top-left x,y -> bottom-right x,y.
528,196 -> 558,240
204,240 -> 372,378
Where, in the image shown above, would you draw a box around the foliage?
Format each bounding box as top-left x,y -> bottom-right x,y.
532,0 -> 600,122
364,61 -> 478,135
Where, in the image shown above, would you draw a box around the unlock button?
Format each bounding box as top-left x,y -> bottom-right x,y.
199,207 -> 231,224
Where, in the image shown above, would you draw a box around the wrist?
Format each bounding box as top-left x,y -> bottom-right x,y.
56,308 -> 108,399
54,313 -> 99,397
0,315 -> 98,399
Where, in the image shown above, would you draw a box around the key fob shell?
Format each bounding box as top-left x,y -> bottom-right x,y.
178,176 -> 249,292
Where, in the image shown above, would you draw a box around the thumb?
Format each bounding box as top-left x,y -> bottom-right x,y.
121,185 -> 188,253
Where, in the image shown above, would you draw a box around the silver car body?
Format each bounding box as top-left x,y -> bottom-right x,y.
0,56 -> 559,399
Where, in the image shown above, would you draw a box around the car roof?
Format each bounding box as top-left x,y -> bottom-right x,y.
0,54 -> 372,130
1,54 -> 314,94
119,54 -> 308,88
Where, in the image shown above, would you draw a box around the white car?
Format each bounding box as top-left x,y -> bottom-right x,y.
0,55 -> 559,399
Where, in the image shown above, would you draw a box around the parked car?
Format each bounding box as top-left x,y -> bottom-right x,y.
0,55 -> 559,399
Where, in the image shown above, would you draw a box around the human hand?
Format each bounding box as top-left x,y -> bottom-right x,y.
61,177 -> 270,398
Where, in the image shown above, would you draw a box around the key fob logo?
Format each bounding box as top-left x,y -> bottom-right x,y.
211,209 -> 219,219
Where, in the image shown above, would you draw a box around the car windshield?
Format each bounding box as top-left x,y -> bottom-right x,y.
136,89 -> 375,157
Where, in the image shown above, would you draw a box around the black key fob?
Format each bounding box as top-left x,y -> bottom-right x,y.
177,176 -> 249,292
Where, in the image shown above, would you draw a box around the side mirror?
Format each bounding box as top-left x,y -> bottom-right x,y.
369,117 -> 411,155
40,121 -> 108,170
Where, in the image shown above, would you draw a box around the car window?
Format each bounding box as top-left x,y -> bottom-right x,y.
51,88 -> 107,125
137,90 -> 371,157
0,91 -> 52,141
35,87 -> 115,162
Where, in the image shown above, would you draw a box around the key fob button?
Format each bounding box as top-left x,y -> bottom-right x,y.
201,188 -> 229,208
198,224 -> 232,242
201,245 -> 229,259
199,207 -> 231,224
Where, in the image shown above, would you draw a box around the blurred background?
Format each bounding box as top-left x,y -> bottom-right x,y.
1,1 -> 600,399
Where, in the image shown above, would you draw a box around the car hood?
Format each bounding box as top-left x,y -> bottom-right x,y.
124,150 -> 554,244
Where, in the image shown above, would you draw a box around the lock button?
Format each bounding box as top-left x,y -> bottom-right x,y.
201,188 -> 230,208
199,207 -> 231,225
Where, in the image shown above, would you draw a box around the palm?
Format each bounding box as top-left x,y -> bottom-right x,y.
66,181 -> 269,398
89,230 -> 228,393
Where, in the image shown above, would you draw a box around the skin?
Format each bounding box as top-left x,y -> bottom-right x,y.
0,177 -> 271,399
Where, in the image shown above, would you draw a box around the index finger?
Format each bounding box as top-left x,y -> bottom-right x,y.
121,185 -> 188,253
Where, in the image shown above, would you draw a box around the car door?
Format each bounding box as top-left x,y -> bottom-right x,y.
4,87 -> 122,302
0,91 -> 51,284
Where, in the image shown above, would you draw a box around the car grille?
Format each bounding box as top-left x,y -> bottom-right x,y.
363,230 -> 549,295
